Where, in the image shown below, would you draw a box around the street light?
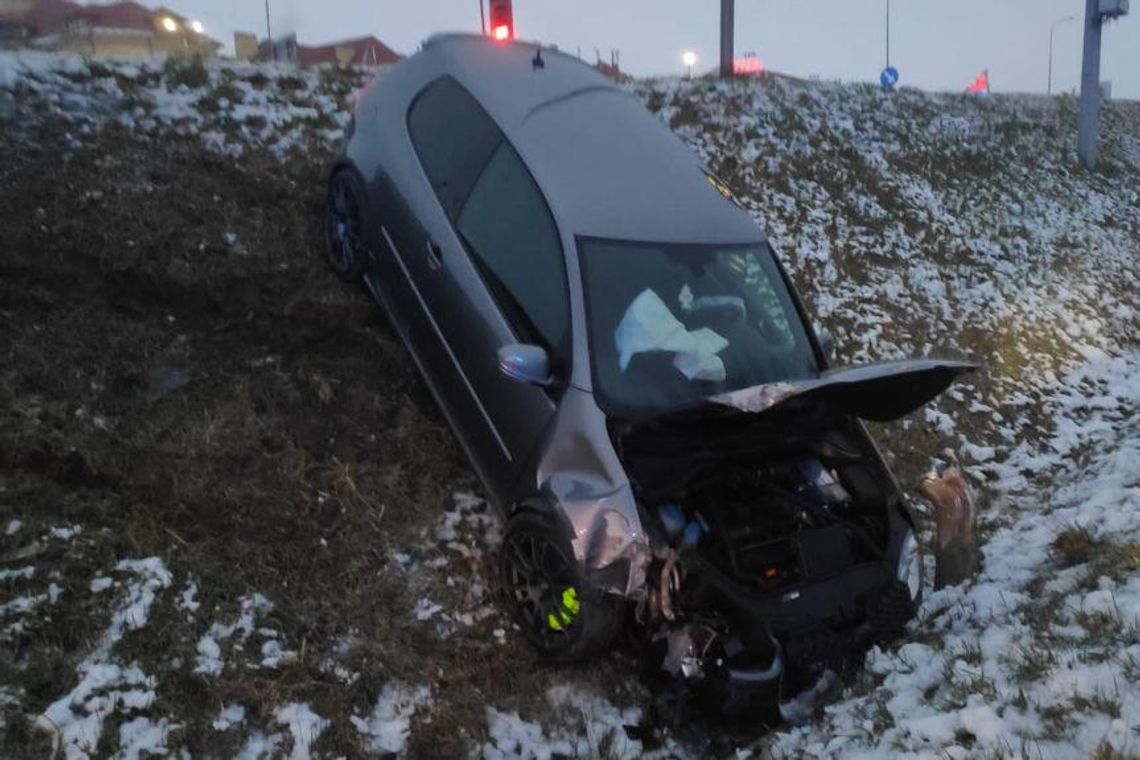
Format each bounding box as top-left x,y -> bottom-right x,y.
160,16 -> 178,33
190,20 -> 204,34
682,51 -> 697,79
1048,15 -> 1074,95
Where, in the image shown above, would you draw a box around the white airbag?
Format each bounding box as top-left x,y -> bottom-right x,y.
614,289 -> 728,382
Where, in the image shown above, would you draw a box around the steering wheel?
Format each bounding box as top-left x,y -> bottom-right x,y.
685,295 -> 747,330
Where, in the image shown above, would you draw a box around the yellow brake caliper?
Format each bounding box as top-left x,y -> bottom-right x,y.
546,586 -> 581,631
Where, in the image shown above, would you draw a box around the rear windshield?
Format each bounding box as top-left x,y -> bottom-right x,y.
579,238 -> 819,418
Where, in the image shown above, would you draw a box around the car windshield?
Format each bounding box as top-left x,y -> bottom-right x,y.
579,239 -> 820,417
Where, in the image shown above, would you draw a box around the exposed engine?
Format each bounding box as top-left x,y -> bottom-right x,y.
637,455 -> 907,720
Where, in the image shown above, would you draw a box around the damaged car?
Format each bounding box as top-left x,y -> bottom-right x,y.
325,33 -> 977,718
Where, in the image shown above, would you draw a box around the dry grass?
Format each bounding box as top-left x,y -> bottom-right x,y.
0,120 -> 643,756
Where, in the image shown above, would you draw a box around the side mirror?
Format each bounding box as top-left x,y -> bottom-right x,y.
817,327 -> 836,362
498,344 -> 553,387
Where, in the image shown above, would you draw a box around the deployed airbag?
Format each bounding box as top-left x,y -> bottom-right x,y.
614,289 -> 729,382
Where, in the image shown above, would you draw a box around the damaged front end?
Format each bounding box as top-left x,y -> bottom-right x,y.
611,359 -> 977,719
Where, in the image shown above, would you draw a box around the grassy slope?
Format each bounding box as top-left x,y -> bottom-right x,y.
0,58 -> 1138,757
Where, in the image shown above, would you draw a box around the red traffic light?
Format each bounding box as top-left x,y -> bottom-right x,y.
488,0 -> 513,41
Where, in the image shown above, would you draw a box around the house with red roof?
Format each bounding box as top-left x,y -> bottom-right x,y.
1,0 -> 220,58
296,36 -> 400,66
243,32 -> 401,67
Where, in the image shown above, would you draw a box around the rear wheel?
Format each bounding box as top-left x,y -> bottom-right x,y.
500,510 -> 624,662
323,170 -> 367,282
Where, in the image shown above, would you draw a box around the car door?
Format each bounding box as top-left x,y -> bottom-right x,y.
403,77 -> 564,503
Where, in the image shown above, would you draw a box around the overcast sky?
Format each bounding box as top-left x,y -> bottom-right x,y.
136,1 -> 1138,99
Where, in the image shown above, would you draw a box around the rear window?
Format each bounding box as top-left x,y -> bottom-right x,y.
407,77 -> 500,220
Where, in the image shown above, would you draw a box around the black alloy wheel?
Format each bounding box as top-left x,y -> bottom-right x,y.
500,510 -> 624,662
323,170 -> 367,282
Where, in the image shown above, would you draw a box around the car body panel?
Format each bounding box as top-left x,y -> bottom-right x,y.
346,38 -> 565,504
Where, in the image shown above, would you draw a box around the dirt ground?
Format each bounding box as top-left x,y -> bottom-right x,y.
0,120 -> 659,757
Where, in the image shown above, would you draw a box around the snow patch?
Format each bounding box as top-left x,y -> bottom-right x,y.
275,702 -> 329,760
351,681 -> 432,755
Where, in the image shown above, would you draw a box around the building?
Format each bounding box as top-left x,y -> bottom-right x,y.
0,0 -> 35,45
295,35 -> 400,66
239,32 -> 401,67
1,0 -> 220,58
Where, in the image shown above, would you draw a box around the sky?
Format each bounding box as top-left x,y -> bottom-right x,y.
135,0 -> 1139,99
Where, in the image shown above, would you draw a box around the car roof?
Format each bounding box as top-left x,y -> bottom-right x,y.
414,34 -> 764,246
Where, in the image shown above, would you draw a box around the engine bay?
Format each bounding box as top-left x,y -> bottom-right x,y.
617,409 -> 915,720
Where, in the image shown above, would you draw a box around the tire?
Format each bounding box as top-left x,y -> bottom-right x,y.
323,169 -> 368,283
499,509 -> 625,663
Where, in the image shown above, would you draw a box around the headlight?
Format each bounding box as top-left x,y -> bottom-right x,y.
896,529 -> 922,600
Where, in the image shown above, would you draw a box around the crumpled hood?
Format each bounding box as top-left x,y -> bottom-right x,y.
708,358 -> 980,422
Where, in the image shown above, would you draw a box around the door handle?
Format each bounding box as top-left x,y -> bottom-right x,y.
426,240 -> 443,270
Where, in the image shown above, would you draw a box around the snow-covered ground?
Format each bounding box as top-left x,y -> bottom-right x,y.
639,77 -> 1139,758
1,52 -> 1137,758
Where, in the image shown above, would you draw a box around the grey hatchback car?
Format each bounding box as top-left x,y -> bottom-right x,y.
325,34 -> 975,716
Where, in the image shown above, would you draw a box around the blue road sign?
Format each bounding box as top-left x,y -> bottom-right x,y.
880,66 -> 900,92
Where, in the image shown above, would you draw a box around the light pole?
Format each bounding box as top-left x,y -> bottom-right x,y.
1048,15 -> 1074,94
885,0 -> 891,68
683,51 -> 697,80
479,0 -> 485,35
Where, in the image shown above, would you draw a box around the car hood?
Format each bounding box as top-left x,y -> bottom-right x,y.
706,358 -> 980,422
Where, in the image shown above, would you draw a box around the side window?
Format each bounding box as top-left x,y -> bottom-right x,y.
407,77 -> 500,220
457,142 -> 569,352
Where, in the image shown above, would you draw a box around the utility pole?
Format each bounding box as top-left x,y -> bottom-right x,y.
1077,0 -> 1103,167
719,0 -> 734,78
1049,15 -> 1075,95
479,0 -> 485,34
886,0 -> 891,68
264,0 -> 273,59
1076,0 -> 1130,167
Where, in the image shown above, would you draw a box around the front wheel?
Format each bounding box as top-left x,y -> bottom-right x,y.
323,170 -> 367,282
499,510 -> 624,662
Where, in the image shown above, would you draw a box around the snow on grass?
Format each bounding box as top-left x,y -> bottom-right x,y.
435,491 -> 502,549
351,681 -> 431,755
0,565 -> 34,581
275,702 -> 330,760
484,686 -> 650,760
236,730 -> 283,760
34,557 -> 173,759
193,592 -> 292,675
400,491 -> 504,638
0,51 -> 373,157
212,703 -> 247,731
764,350 -> 1140,759
48,524 -> 82,541
177,579 -> 199,614
413,597 -> 443,622
116,716 -> 175,760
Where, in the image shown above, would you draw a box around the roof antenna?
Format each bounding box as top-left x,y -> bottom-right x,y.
532,46 -> 545,70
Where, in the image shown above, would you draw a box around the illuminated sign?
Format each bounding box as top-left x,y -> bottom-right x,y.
732,56 -> 764,76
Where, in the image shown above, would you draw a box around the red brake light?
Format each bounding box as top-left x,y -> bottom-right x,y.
492,24 -> 510,41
